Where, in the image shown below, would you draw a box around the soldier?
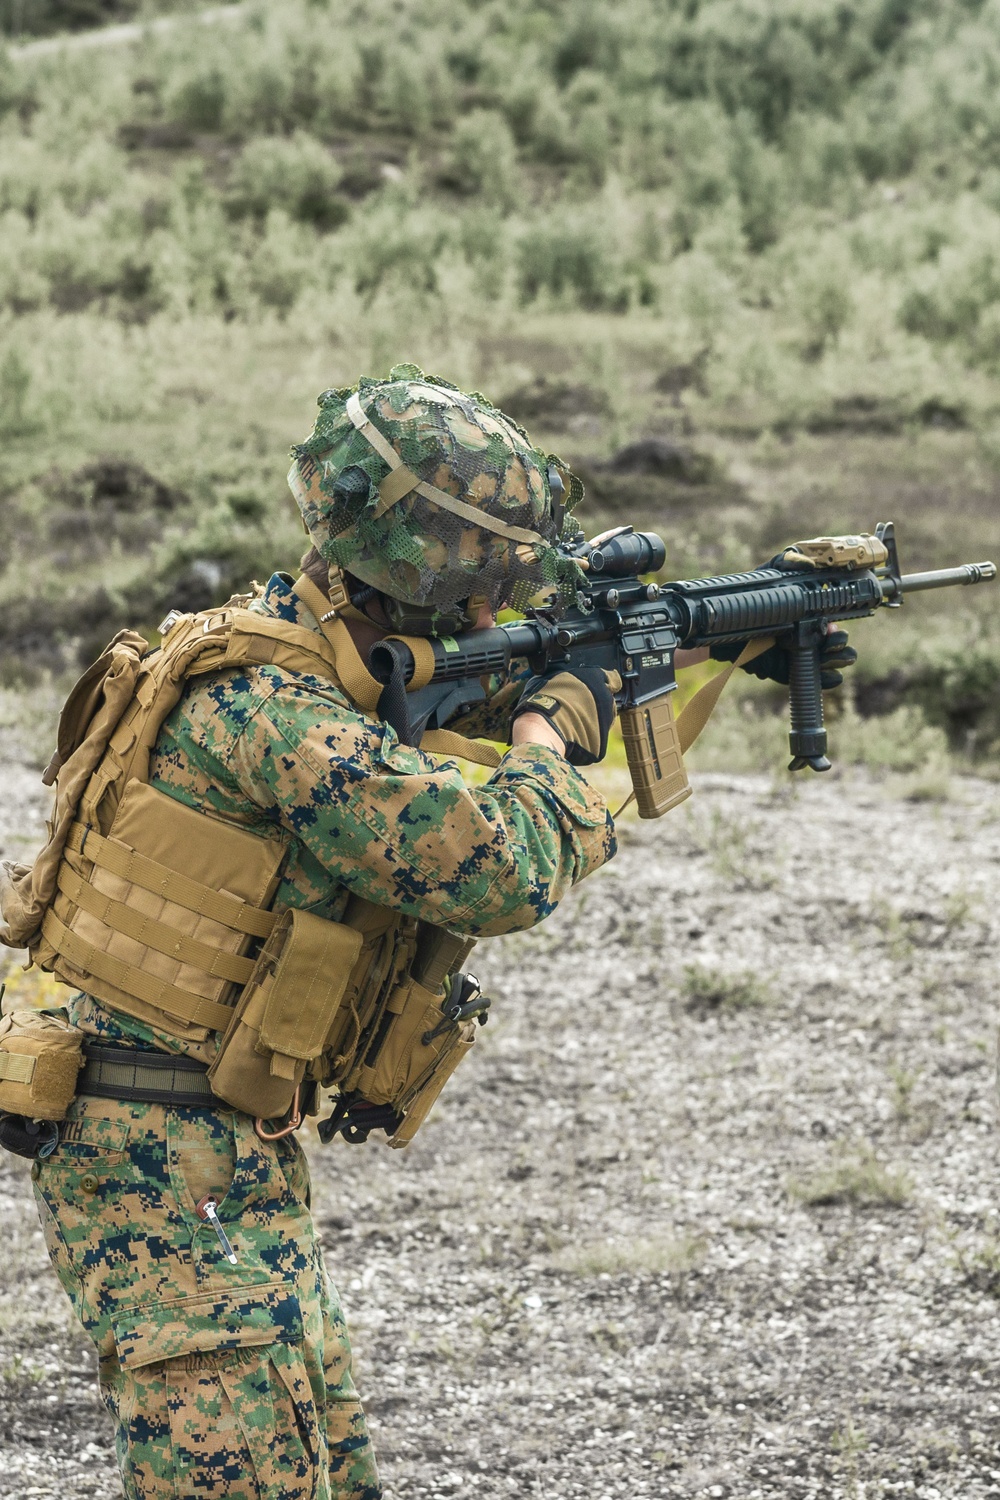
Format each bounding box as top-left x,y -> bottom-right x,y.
16,366 -> 623,1499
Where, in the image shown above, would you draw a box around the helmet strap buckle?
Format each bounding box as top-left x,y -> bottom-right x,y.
322,567 -> 351,618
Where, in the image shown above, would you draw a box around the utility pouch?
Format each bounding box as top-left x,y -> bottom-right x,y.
339,968 -> 482,1149
207,908 -> 363,1119
0,1009 -> 84,1123
385,1012 -> 477,1150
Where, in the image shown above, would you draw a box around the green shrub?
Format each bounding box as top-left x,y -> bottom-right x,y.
349,199 -> 449,303
517,221 -> 625,311
224,60 -> 295,139
245,210 -> 316,314
788,1144 -> 912,1210
168,66 -> 227,133
681,965 -> 772,1013
374,43 -> 457,139
0,346 -> 33,435
441,110 -> 518,208
910,648 -> 1000,757
226,133 -> 348,230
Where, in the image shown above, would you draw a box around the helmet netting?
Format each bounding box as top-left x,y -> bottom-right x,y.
288,364 -> 585,613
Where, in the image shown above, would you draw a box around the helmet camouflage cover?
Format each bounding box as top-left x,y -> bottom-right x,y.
288,363 -> 584,615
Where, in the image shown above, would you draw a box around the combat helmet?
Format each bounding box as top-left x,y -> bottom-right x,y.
288,363 -> 583,633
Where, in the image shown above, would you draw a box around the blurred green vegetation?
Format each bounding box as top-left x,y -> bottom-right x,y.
0,0 -> 997,769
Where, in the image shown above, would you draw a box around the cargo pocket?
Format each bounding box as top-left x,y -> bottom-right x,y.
104,1338 -> 319,1500
101,1287 -> 316,1500
111,1282 -> 303,1369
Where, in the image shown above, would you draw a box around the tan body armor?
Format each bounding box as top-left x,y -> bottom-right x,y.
0,580 -> 488,1147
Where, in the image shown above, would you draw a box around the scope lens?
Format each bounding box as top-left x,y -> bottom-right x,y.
590,532 -> 666,575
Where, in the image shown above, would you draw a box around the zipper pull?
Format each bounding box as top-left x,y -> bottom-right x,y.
196,1195 -> 238,1264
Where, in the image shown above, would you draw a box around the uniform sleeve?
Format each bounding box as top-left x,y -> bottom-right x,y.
227,677 -> 616,937
444,673 -> 524,743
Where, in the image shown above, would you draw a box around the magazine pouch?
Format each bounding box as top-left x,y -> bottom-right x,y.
208,909 -> 363,1118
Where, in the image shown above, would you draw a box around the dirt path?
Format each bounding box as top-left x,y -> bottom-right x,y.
5,3 -> 246,59
2,758 -> 1000,1499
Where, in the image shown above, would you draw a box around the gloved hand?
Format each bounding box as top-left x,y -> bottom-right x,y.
509,667 -> 621,765
709,628 -> 857,689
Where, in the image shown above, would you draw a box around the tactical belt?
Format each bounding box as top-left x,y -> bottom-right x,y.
79,1043 -> 224,1108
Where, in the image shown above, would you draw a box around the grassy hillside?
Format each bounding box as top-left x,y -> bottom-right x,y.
0,0 -> 997,762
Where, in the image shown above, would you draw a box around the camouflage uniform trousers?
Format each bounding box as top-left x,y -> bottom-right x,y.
32,1094 -> 381,1500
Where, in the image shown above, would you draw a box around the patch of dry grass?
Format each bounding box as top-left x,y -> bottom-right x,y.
788,1145 -> 912,1210
681,964 -> 773,1014
552,1234 -> 707,1277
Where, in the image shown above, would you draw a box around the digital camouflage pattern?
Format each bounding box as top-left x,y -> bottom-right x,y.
47,567 -> 616,1495
287,362 -> 584,614
69,571 -> 614,1062
33,1095 -> 379,1499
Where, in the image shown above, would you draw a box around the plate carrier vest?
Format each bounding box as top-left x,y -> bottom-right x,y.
0,574 -> 498,1148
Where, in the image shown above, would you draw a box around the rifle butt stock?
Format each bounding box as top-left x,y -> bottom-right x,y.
619,696 -> 692,819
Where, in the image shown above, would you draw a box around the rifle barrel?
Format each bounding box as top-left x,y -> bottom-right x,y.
884,561 -> 996,598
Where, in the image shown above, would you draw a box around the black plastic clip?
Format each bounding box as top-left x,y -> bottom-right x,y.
317,1097 -> 402,1146
0,1114 -> 59,1160
422,973 -> 492,1045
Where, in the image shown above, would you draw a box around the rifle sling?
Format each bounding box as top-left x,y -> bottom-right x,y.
675,637 -> 775,753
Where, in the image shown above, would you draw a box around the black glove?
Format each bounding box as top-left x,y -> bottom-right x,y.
509,667 -> 620,765
710,628 -> 857,690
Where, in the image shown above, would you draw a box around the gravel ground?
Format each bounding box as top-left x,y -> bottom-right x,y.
2,760 -> 1000,1499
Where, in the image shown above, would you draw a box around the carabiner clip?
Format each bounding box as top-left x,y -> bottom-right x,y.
255,1086 -> 303,1142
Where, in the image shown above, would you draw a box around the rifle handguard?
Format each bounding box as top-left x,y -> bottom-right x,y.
619,697 -> 692,819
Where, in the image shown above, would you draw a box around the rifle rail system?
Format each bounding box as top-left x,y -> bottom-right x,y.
369,522 -> 996,819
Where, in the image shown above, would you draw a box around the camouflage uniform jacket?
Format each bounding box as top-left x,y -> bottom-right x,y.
69,572 -> 617,1056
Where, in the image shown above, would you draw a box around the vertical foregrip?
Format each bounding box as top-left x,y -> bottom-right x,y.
787,627 -> 831,772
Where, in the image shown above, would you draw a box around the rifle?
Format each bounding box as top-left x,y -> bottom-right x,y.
368,523 -> 996,819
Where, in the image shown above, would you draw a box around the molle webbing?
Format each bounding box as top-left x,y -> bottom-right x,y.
41,907 -> 237,1033
40,777 -> 287,1040
64,823 -> 278,939
55,863 -> 257,984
